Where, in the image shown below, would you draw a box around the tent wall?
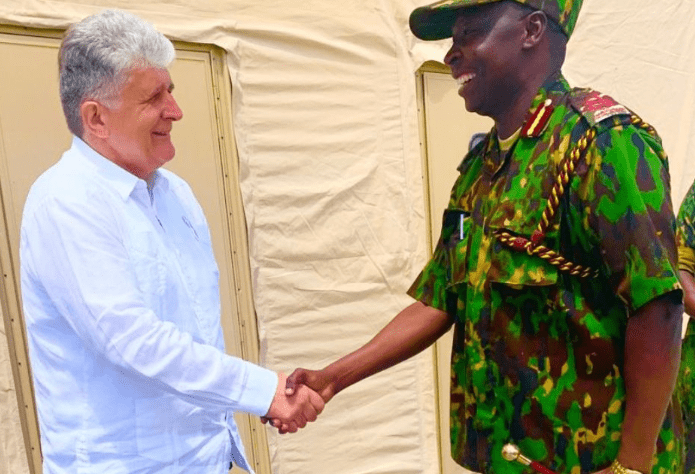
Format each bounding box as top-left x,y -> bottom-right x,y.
1,1 -> 693,474
0,304 -> 30,474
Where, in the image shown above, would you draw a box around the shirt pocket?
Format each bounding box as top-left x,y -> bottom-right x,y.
486,237 -> 560,288
128,231 -> 168,311
184,229 -> 219,300
481,196 -> 564,364
177,228 -> 220,341
441,208 -> 470,288
486,186 -> 559,288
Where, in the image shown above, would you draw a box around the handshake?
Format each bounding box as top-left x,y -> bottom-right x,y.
262,368 -> 334,434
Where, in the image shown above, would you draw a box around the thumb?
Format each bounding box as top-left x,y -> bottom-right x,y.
285,368 -> 308,396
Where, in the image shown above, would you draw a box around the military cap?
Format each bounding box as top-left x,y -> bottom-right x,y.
409,0 -> 583,41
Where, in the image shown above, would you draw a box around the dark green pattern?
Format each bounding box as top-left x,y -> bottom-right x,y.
678,182 -> 695,252
408,74 -> 683,474
409,0 -> 583,41
677,181 -> 695,474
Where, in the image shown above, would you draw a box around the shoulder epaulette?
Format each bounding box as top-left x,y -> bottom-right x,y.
569,88 -> 631,127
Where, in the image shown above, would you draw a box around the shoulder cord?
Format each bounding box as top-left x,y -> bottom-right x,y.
495,114 -> 660,279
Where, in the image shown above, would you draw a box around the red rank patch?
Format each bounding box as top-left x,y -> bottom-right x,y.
522,99 -> 554,138
578,91 -> 629,123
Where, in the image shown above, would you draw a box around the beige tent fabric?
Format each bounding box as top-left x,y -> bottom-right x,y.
1,0 -> 695,473
0,305 -> 29,474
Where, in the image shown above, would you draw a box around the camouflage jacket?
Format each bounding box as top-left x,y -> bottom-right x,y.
408,73 -> 683,474
678,181 -> 695,278
677,180 -> 695,474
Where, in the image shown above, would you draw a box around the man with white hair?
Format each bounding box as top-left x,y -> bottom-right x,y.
19,9 -> 323,473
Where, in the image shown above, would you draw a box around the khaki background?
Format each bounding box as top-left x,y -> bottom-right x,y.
1,1 -> 694,474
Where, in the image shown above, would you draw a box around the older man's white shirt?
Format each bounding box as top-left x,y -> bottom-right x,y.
20,136 -> 277,473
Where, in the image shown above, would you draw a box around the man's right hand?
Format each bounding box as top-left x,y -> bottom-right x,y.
264,303 -> 453,433
284,367 -> 336,403
264,372 -> 325,434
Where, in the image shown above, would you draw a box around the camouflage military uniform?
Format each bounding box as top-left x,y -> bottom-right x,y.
677,181 -> 695,474
408,73 -> 683,474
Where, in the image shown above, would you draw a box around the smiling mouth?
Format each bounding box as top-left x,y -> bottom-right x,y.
456,73 -> 476,87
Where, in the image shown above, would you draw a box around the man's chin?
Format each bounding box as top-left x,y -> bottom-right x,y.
155,146 -> 176,165
462,98 -> 494,120
463,100 -> 482,116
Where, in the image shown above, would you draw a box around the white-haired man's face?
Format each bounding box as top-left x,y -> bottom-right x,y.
96,66 -> 183,180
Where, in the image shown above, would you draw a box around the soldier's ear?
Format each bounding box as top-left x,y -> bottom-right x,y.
522,10 -> 547,49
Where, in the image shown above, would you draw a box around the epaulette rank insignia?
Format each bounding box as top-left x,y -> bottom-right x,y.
521,98 -> 554,138
572,89 -> 630,126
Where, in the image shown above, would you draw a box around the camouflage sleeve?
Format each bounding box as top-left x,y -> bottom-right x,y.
677,180 -> 695,276
407,208 -> 461,315
582,124 -> 681,312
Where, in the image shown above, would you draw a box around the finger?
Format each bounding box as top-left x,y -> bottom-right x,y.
304,406 -> 318,423
307,389 -> 326,414
284,421 -> 299,434
277,422 -> 288,434
300,398 -> 319,423
297,414 -> 308,429
285,369 -> 306,395
285,381 -> 296,396
263,417 -> 281,429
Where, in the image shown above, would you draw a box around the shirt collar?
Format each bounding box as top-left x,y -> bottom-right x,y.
150,169 -> 170,195
72,136 -> 169,201
498,127 -> 521,152
533,72 -> 570,107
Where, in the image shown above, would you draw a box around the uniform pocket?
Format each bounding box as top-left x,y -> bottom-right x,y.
441,209 -> 470,287
487,235 -> 559,288
129,231 -> 167,297
128,231 -> 170,321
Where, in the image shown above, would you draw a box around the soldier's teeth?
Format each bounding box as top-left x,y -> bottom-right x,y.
457,73 -> 476,86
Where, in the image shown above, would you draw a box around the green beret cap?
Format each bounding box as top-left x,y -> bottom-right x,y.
409,0 -> 583,40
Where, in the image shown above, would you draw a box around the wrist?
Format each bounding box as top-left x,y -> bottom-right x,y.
321,365 -> 343,397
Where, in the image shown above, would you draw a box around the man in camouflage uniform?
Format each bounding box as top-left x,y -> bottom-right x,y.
677,182 -> 695,474
282,1 -> 685,473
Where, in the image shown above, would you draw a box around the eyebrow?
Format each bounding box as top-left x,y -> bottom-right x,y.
146,81 -> 174,100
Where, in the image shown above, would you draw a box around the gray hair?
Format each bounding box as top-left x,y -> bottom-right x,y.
58,9 -> 176,137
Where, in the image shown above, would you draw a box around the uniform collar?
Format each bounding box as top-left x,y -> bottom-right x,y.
459,73 -> 571,175
520,72 -> 570,138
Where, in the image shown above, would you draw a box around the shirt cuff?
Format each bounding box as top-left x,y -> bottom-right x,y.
238,364 -> 278,417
